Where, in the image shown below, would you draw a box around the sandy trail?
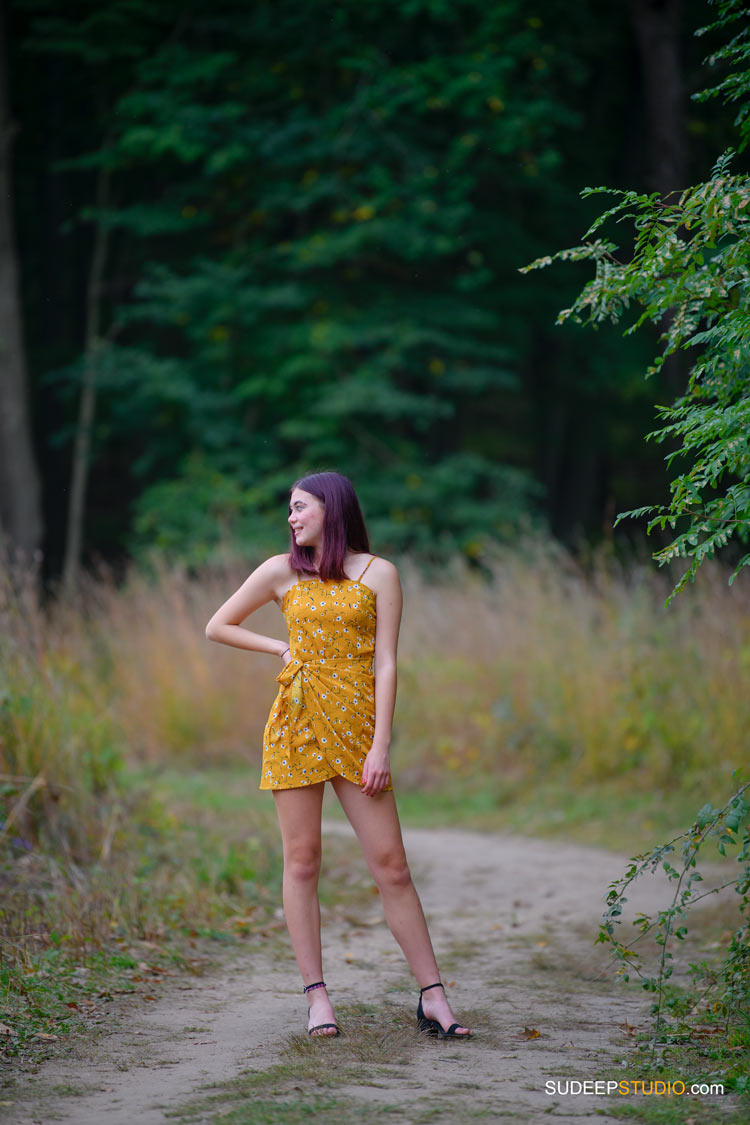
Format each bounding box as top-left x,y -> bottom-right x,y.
3,823 -> 699,1124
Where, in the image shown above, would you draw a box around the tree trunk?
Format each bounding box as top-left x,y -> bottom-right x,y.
628,0 -> 686,193
629,0 -> 687,397
0,1 -> 43,557
62,164 -> 111,592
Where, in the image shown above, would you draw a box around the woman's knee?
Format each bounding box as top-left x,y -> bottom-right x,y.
284,844 -> 322,884
371,849 -> 412,890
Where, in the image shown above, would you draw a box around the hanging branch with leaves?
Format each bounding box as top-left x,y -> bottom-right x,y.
522,0 -> 750,599
596,780 -> 750,1053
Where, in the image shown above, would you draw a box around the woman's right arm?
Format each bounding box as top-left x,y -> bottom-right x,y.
205,554 -> 291,659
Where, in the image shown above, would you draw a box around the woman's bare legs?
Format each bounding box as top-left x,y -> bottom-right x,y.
272,783 -> 337,1036
331,776 -> 470,1036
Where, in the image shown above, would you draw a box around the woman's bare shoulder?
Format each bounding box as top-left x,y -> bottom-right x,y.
364,555 -> 400,592
244,552 -> 294,586
260,552 -> 297,586
246,553 -> 297,606
263,551 -> 294,574
371,555 -> 398,576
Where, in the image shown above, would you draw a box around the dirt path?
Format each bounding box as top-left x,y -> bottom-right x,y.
3,824 -> 703,1124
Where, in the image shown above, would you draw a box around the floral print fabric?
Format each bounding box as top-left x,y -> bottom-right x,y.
260,577 -> 391,790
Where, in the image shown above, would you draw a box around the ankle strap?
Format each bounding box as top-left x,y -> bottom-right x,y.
419,981 -> 444,995
303,980 -> 326,994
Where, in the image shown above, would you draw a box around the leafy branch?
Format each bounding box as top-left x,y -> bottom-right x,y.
596,779 -> 750,1055
521,0 -> 750,601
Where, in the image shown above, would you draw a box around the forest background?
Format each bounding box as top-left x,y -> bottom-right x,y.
2,0 -> 743,575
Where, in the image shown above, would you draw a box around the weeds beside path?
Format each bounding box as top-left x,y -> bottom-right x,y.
4,822 -> 741,1125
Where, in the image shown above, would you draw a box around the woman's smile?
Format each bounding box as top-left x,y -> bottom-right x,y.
288,488 -> 326,545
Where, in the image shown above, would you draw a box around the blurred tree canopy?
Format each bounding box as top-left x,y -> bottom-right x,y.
6,0 -> 738,569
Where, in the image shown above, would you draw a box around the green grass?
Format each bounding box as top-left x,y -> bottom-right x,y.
0,938 -> 191,1064
387,777 -> 718,854
168,1097 -> 399,1124
128,759 -> 703,846
167,1097 -> 501,1125
166,1000 -> 472,1124
141,759 -> 729,857
603,1061 -> 750,1125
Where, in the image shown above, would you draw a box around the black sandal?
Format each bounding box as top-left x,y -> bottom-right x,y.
303,980 -> 340,1037
416,982 -> 472,1039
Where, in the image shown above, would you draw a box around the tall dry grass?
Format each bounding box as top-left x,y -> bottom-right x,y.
395,546 -> 749,796
0,558 -> 283,991
0,562 -> 128,864
2,543 -> 748,830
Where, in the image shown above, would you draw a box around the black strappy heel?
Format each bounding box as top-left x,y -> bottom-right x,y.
416,982 -> 472,1039
303,980 -> 340,1037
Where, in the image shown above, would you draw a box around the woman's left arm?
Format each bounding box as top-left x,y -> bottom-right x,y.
361,561 -> 402,797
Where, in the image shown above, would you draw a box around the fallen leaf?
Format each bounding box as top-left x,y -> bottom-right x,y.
0,1023 -> 17,1036
619,1021 -> 638,1037
691,1025 -> 723,1037
520,1027 -> 540,1040
33,1033 -> 58,1041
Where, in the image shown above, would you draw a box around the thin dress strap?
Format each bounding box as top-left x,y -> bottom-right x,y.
356,555 -> 377,581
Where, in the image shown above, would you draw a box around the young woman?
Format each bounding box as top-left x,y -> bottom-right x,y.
206,471 -> 471,1040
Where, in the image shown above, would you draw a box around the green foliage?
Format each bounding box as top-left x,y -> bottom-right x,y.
92,0 -> 576,560
694,0 -> 750,149
597,779 -> 750,1057
25,0 -> 636,562
523,0 -> 750,596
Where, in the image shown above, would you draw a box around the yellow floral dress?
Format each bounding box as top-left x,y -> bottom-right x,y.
260,558 -> 392,791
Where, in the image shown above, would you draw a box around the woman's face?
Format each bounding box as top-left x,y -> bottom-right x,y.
288,488 -> 325,549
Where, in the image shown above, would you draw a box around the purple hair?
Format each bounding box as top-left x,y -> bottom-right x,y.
288,471 -> 371,581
